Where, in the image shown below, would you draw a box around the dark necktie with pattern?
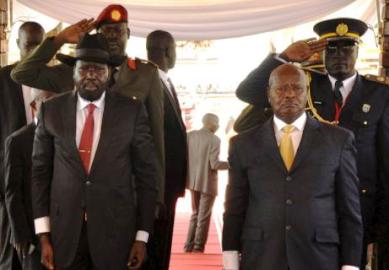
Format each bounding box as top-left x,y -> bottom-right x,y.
334,80 -> 344,107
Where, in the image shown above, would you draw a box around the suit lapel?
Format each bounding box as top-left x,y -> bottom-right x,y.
89,92 -> 116,176
311,75 -> 335,120
11,64 -> 27,125
260,119 -> 286,172
339,74 -> 363,122
162,81 -> 186,131
290,116 -> 320,172
62,91 -> 86,177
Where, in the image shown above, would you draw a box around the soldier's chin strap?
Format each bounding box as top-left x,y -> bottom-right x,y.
304,71 -> 339,125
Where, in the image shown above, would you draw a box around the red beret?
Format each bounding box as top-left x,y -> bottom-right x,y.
96,4 -> 128,28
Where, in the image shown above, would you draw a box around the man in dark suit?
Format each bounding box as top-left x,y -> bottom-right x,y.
4,89 -> 55,270
223,63 -> 362,270
31,33 -> 158,270
11,5 -> 165,208
0,21 -> 45,270
144,30 -> 187,270
234,18 -> 389,268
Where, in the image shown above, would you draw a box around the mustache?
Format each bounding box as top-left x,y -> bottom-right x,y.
81,79 -> 100,85
328,58 -> 348,64
108,41 -> 120,47
280,100 -> 300,107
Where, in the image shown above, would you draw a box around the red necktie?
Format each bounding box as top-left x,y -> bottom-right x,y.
79,104 -> 96,174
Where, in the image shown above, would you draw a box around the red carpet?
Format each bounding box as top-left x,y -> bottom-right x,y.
170,210 -> 222,270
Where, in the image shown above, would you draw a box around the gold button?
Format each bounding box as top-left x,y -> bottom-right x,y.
132,96 -> 137,100
362,189 -> 367,194
363,121 -> 368,125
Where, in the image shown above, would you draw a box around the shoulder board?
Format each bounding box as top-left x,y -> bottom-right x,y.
135,57 -> 159,68
364,74 -> 389,85
127,58 -> 137,70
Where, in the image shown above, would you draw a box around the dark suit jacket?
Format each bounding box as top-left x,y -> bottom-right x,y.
162,82 -> 187,201
222,116 -> 363,270
235,54 -> 389,242
0,64 -> 26,194
4,123 -> 36,246
11,37 -> 166,204
0,64 -> 26,269
32,91 -> 158,269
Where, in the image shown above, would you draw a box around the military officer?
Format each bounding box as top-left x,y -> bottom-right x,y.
234,18 -> 389,269
11,5 -> 166,205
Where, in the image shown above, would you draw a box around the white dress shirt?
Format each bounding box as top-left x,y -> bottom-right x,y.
328,73 -> 357,103
158,69 -> 174,97
223,112 -> 358,270
34,91 -> 149,243
22,85 -> 33,124
273,112 -> 306,152
75,92 -> 105,171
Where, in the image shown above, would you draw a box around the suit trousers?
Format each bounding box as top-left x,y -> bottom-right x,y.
0,199 -> 22,270
57,221 -> 94,270
141,195 -> 178,270
17,245 -> 44,270
184,190 -> 215,252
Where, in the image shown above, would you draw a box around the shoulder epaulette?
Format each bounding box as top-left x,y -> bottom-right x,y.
364,74 -> 389,85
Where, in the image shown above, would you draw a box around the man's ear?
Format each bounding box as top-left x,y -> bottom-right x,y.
107,66 -> 113,79
16,38 -> 20,50
127,28 -> 130,39
267,87 -> 271,104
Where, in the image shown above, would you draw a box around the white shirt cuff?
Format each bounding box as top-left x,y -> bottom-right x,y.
274,54 -> 289,63
223,250 -> 239,270
341,266 -> 359,270
34,216 -> 50,234
135,230 -> 149,243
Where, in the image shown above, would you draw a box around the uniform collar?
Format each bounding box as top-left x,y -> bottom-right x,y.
328,72 -> 357,90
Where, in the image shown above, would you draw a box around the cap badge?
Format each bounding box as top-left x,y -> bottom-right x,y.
336,23 -> 348,36
111,10 -> 121,21
362,104 -> 371,113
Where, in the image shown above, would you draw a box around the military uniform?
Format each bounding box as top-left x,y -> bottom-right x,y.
235,18 -> 389,268
11,5 -> 166,203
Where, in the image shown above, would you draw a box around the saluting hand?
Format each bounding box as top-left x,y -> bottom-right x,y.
128,241 -> 146,269
54,18 -> 96,47
279,38 -> 328,63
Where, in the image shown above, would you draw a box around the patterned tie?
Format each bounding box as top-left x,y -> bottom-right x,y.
79,104 -> 96,174
279,125 -> 295,171
334,80 -> 343,107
